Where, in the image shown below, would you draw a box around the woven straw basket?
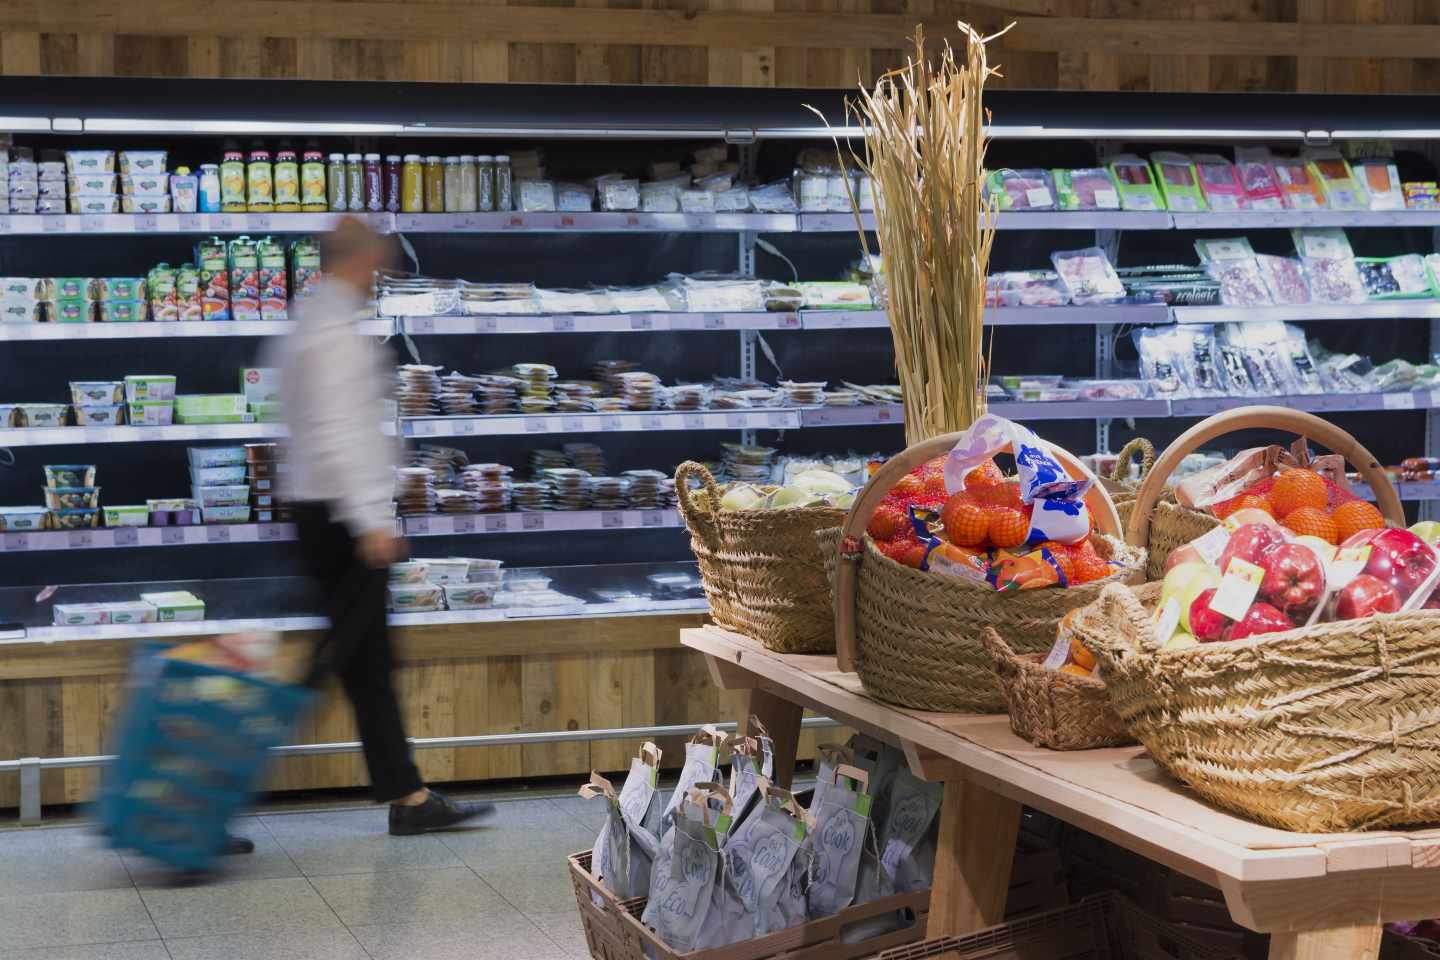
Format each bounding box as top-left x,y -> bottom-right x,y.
823,429 -> 1145,714
1104,437 -> 1154,534
1082,406 -> 1439,833
675,461 -> 845,654
981,627 -> 1134,751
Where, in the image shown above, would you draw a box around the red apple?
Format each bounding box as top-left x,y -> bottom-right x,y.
1227,602 -> 1293,641
1362,528 -> 1437,600
1259,542 -> 1325,618
1334,573 -> 1402,620
1188,588 -> 1229,642
1219,523 -> 1285,575
1163,544 -> 1203,574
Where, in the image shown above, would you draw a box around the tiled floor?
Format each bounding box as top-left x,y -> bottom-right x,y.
0,790 -> 609,960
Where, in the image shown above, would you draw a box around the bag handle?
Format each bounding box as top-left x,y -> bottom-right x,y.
832,762 -> 871,794
688,782 -> 735,824
760,778 -> 817,829
747,716 -> 771,743
578,771 -> 617,802
639,742 -> 662,769
1110,437 -> 1155,483
833,430 -> 1122,672
1124,406 -> 1404,551
674,461 -> 724,547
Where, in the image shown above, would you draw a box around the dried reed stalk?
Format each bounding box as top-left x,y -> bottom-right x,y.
812,23 -> 1004,444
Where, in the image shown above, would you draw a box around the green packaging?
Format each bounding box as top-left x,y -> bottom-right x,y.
1151,152 -> 1206,212
1106,155 -> 1165,211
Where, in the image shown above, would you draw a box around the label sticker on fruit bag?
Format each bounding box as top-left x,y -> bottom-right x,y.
1328,544 -> 1372,591
1042,631 -> 1072,671
1191,525 -> 1232,566
1211,557 -> 1265,621
1153,597 -> 1182,648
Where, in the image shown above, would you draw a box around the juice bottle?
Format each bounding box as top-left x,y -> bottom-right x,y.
300,151 -> 327,212
401,154 -> 424,212
383,155 -> 402,212
198,164 -> 222,212
246,149 -> 274,212
443,157 -> 462,212
363,153 -> 383,212
424,156 -> 444,212
273,149 -> 300,212
220,151 -> 247,212
345,153 -> 363,212
326,153 -> 347,211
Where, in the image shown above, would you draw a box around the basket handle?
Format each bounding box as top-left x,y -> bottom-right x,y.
1110,437 -> 1155,483
1095,581 -> 1157,655
1124,406 -> 1404,551
979,626 -> 1020,665
832,432 -> 1122,673
674,460 -> 723,544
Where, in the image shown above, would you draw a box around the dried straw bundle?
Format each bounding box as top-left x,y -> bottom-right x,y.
814,23 -> 1003,444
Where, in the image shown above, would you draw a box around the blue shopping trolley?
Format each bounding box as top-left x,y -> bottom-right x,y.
97,644 -> 312,873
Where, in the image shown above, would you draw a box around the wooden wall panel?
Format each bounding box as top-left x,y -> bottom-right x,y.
1,1 -> 1436,93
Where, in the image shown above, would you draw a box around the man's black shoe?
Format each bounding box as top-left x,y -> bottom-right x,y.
389,790 -> 495,836
224,834 -> 255,855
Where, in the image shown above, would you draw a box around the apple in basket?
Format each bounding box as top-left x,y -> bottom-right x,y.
1335,573 -> 1402,620
1188,588 -> 1229,642
1352,527 -> 1438,600
1219,523 -> 1285,573
1227,602 -> 1293,641
1258,542 -> 1325,619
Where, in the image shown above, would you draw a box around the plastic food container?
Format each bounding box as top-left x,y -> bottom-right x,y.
175,394 -> 247,418
0,404 -> 14,427
0,507 -> 48,531
122,195 -> 171,214
141,590 -> 205,622
69,381 -> 125,405
118,151 -> 167,175
69,174 -> 117,196
190,464 -> 247,485
388,561 -> 430,585
74,404 -> 124,426
69,195 -> 120,214
124,375 -> 176,402
16,403 -> 68,428
443,583 -> 495,610
504,571 -> 553,593
191,484 -> 249,507
65,150 -> 115,175
119,173 -> 169,196
128,401 -> 174,425
147,499 -> 201,526
44,464 -> 95,488
102,505 -> 150,527
96,301 -> 147,323
44,487 -> 100,509
93,277 -> 146,301
423,558 -> 470,584
53,602 -> 156,626
201,504 -> 251,524
52,299 -> 95,323
52,508 -> 99,530
388,583 -> 443,612
187,446 -> 246,468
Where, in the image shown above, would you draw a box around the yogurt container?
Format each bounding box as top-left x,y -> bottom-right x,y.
68,174 -> 117,195
94,277 -> 146,301
44,464 -> 95,488
53,601 -> 157,626
141,590 -> 205,622
102,505 -> 150,527
190,464 -> 247,485
52,299 -> 94,323
69,195 -> 120,214
119,173 -> 169,196
65,150 -> 115,175
504,572 -> 553,593
442,583 -> 495,610
17,403 -> 68,428
74,404 -> 124,426
388,583 -> 443,612
0,404 -> 17,427
124,375 -> 176,403
122,195 -> 171,214
97,301 -> 147,323
128,401 -> 174,426
43,487 -> 100,509
187,446 -> 246,468
0,506 -> 48,531
69,382 -> 123,405
118,151 -> 167,175
201,504 -> 251,524
388,561 -> 430,585
192,484 -> 249,507
423,558 -> 470,584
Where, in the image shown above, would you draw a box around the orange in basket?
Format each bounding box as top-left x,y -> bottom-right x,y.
987,506 -> 1029,548
1271,468 -> 1329,517
942,494 -> 989,547
1333,500 -> 1385,542
1282,505 -> 1338,544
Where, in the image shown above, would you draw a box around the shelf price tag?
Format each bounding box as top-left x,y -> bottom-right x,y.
178,213 -> 202,231
601,511 -> 624,529
551,316 -> 575,332
452,516 -> 476,533
642,415 -> 664,431
112,527 -> 139,547
409,316 -> 434,334
683,414 -> 705,430
506,215 -> 525,229
41,215 -> 67,233
777,313 -> 800,328
160,526 -> 186,545
206,526 -> 232,543
641,510 -> 664,528
258,523 -> 286,541
1384,393 -> 1417,410
768,412 -> 790,428
525,417 -> 551,433
702,314 -> 725,330
135,213 -> 158,231
2,533 -> 29,552
1430,388 -> 1440,409
562,417 -> 586,432
630,315 -> 653,330
408,518 -> 430,535
475,317 -> 498,333
484,514 -> 508,533
458,214 -> 480,229
412,420 -> 437,436
726,413 -> 748,429
560,215 -> 577,228
213,214 -> 235,231
600,415 -> 622,431
67,530 -> 94,548
875,407 -> 895,422
522,512 -> 545,531
250,214 -> 272,230
0,215 -> 10,233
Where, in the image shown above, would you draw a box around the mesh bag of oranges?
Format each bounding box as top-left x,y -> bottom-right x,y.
821,415 -> 1145,714
1081,407 -> 1440,831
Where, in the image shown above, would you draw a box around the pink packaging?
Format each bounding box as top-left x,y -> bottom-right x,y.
1234,147 -> 1285,210
1193,154 -> 1247,211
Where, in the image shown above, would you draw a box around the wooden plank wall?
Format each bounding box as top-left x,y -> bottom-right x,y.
0,613 -> 827,809
0,1 -> 1435,93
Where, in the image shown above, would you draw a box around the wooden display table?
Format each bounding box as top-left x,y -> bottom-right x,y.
685,624 -> 1440,960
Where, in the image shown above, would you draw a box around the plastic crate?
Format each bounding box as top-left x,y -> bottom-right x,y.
876,891 -> 1243,960
96,647 -> 310,872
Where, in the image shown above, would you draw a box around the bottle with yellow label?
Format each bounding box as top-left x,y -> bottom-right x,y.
273,150 -> 301,212
246,149 -> 274,212
401,154 -> 424,213
300,150 -> 327,212
220,151 -> 247,212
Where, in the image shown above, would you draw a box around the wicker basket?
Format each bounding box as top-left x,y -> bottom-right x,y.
981,626 -> 1134,751
675,461 -> 845,654
1104,437 -> 1154,534
826,429 -> 1145,714
1084,406 -> 1438,833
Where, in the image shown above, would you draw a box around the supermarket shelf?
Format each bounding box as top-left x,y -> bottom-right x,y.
401,409 -> 799,438
1173,303 -> 1440,324
1169,391 -> 1439,417
990,398 -> 1173,420
0,422 -> 287,447
393,211 -> 797,233
0,212 -> 370,235
1355,480 -> 1440,502
399,312 -> 801,335
2,523 -> 296,553
20,599 -> 709,643
0,319 -> 394,340
797,210 -> 1176,232
796,404 -> 905,427
402,508 -> 681,536
1170,210 -> 1440,229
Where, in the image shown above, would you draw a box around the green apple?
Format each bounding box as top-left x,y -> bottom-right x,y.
791,469 -> 853,497
1410,521 -> 1440,546
1160,562 -> 1222,634
1294,535 -> 1337,565
1164,631 -> 1199,651
765,486 -> 809,509
720,484 -> 764,511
